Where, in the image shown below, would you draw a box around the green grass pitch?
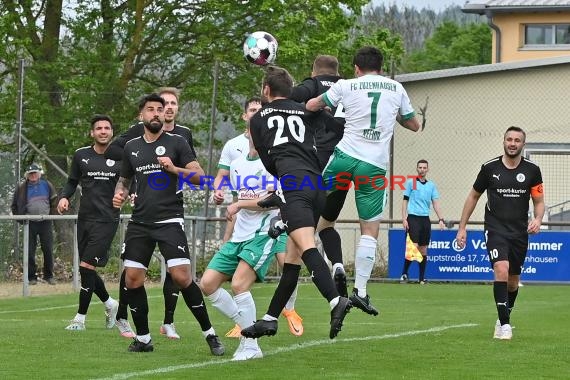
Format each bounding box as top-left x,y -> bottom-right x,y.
1,282 -> 569,379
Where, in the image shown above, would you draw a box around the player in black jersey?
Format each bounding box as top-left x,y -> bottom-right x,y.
290,54 -> 344,170
58,114 -> 121,332
290,55 -> 351,300
241,66 -> 352,340
105,87 -> 197,160
106,88 -> 194,339
457,126 -> 544,341
112,93 -> 224,355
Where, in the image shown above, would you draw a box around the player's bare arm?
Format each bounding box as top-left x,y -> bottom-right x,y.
456,188 -> 483,248
113,176 -> 132,208
158,157 -> 205,185
212,168 -> 230,205
528,184 -> 545,234
225,198 -> 270,221
397,114 -> 421,132
305,95 -> 325,112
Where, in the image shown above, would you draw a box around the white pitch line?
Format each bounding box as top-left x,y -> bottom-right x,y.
0,304 -> 77,313
92,323 -> 477,380
0,295 -> 162,314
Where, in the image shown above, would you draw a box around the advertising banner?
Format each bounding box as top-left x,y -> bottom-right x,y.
388,229 -> 569,282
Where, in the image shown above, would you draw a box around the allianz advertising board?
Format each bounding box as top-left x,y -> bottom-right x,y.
388,229 -> 569,282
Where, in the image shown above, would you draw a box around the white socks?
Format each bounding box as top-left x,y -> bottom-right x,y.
207,288 -> 239,320
354,235 -> 377,297
234,291 -> 256,329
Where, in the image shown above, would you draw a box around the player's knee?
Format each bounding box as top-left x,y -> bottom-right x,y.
199,274 -> 216,296
125,268 -> 146,288
231,277 -> 253,295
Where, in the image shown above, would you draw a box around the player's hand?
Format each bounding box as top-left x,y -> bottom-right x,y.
402,219 -> 409,231
528,218 -> 542,234
213,189 -> 225,205
57,198 -> 69,215
438,219 -> 445,230
113,190 -> 126,209
456,229 -> 467,249
157,156 -> 176,173
225,202 -> 239,221
129,193 -> 137,207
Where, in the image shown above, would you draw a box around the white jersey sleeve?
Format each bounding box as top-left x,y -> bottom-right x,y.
218,133 -> 250,170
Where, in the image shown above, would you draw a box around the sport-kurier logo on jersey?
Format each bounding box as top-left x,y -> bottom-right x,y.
155,146 -> 166,155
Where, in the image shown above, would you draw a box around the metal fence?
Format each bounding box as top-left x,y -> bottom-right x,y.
3,62 -> 570,295
0,214 -> 384,296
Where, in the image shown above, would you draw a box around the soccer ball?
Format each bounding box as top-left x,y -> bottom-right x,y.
243,31 -> 278,66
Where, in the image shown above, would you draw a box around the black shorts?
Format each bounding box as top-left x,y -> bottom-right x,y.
407,215 -> 431,247
279,172 -> 325,232
122,221 -> 190,268
77,220 -> 119,267
485,229 -> 528,275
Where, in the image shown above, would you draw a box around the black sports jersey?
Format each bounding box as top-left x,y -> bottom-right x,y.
60,146 -> 120,222
249,98 -> 321,178
105,122 -> 197,160
121,132 -> 196,223
290,75 -> 345,169
473,156 -> 543,236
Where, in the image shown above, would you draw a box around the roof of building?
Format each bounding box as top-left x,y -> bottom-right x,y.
395,55 -> 570,83
463,0 -> 570,14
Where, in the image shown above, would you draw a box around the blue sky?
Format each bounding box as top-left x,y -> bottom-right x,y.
371,0 -> 464,12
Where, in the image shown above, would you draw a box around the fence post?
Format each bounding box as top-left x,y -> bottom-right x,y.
22,221 -> 29,297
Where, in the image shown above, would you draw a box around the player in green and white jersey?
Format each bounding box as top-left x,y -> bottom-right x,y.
306,46 -> 421,316
200,132 -> 287,360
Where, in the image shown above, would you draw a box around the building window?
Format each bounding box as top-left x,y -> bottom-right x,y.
524,24 -> 570,45
556,24 -> 570,44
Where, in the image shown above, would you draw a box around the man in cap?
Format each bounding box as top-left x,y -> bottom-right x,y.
11,163 -> 58,285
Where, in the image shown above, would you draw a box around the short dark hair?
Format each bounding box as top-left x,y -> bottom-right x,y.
417,159 -> 428,166
504,126 -> 526,142
353,46 -> 384,72
138,93 -> 165,112
313,55 -> 339,76
244,97 -> 261,112
263,66 -> 293,98
90,114 -> 113,130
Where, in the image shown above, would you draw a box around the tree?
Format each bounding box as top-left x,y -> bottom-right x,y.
401,21 -> 492,73
360,4 -> 484,55
0,0 -> 405,164
0,1 -> 405,247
